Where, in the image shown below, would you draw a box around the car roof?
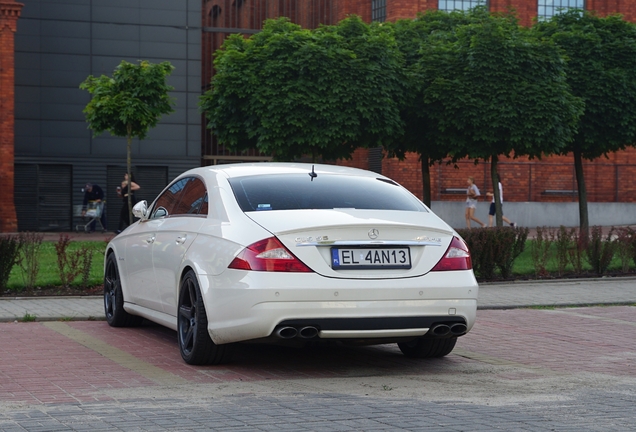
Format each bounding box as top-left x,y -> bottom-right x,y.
183,162 -> 383,181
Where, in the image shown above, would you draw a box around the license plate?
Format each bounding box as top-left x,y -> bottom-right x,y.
331,247 -> 411,270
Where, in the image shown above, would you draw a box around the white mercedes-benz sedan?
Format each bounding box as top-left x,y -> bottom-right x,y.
104,163 -> 478,365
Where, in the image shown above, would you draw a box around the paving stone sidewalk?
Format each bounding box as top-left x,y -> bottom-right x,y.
1,277 -> 635,322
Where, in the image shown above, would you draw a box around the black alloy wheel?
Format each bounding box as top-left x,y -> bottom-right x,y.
398,336 -> 457,358
103,253 -> 143,327
177,270 -> 232,365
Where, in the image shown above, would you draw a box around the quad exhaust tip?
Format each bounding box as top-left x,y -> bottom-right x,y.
430,324 -> 451,337
298,326 -> 319,339
274,325 -> 319,339
430,323 -> 468,337
275,326 -> 298,339
450,323 -> 467,336
275,323 -> 467,340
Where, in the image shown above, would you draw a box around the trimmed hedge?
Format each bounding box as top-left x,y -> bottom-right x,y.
456,227 -> 529,280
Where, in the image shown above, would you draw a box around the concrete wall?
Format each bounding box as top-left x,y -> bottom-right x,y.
431,201 -> 636,230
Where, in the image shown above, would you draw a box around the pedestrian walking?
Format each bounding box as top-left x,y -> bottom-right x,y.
465,176 -> 486,229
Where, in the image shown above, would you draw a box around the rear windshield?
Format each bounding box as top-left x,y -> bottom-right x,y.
228,174 -> 427,212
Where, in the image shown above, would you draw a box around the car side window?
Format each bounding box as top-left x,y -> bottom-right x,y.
199,193 -> 208,216
151,177 -> 191,219
172,177 -> 208,216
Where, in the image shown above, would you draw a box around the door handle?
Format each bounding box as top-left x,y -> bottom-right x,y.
146,236 -> 155,244
176,235 -> 187,245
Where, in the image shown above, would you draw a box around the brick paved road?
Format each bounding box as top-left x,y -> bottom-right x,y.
1,306 -> 635,431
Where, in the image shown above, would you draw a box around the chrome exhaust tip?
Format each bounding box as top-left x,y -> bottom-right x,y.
275,326 -> 298,339
430,324 -> 451,337
450,323 -> 467,336
298,326 -> 318,339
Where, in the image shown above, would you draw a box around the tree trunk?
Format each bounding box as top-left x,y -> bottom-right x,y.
421,155 -> 432,208
491,154 -> 503,227
127,125 -> 133,226
573,148 -> 589,239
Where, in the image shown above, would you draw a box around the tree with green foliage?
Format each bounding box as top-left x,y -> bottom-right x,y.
200,16 -> 405,162
418,8 -> 583,226
389,10 -> 488,207
80,60 -> 175,224
533,11 -> 636,236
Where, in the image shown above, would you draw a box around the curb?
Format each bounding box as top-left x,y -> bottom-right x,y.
478,301 -> 636,310
0,295 -> 101,301
0,316 -> 105,323
479,275 -> 636,286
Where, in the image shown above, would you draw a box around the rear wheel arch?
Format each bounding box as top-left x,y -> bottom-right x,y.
180,265 -> 195,283
178,265 -> 196,303
177,269 -> 232,364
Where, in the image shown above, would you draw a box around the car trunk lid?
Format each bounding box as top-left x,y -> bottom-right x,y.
245,209 -> 455,279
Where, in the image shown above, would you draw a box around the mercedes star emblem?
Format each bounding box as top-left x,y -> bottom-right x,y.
368,229 -> 379,240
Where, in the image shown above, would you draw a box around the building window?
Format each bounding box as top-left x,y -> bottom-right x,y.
438,0 -> 487,12
538,0 -> 584,20
372,0 -> 386,22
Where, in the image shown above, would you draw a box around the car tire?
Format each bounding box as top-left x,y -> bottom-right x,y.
178,270 -> 232,365
104,253 -> 143,327
398,336 -> 457,358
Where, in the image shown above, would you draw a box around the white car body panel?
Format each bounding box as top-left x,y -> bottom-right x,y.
124,303 -> 177,331
151,216 -> 205,315
123,220 -> 161,311
247,209 -> 453,278
106,163 -> 479,352
199,270 -> 477,344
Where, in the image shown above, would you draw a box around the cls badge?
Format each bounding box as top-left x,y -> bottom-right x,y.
368,229 -> 379,240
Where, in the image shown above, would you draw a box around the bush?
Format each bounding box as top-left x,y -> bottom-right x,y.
457,227 -> 528,280
585,226 -> 616,276
78,247 -> 94,289
554,226 -> 574,276
494,227 -> 529,279
54,234 -> 94,288
568,229 -> 586,275
613,227 -> 635,273
15,232 -> 44,290
457,229 -> 496,279
530,226 -> 553,277
0,235 -> 21,291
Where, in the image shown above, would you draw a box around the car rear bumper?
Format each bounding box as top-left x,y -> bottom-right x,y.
198,270 -> 478,345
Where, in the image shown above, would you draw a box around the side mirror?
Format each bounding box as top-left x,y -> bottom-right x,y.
132,200 -> 149,220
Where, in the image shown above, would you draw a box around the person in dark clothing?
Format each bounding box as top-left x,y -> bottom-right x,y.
82,183 -> 106,232
117,173 -> 140,233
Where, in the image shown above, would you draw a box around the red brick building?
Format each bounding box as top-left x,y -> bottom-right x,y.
201,0 -> 636,205
0,0 -> 23,232
333,0 -> 636,205
1,1 -> 635,232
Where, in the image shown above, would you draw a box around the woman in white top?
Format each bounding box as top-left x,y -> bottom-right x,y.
465,176 -> 486,229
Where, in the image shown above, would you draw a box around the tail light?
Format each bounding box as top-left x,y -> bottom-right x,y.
228,237 -> 312,272
431,236 -> 472,271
